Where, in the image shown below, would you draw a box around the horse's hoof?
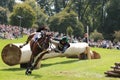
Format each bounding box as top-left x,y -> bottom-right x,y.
25,70 -> 32,75
19,46 -> 22,48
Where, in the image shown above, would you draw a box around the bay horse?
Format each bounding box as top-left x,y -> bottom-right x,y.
19,32 -> 53,75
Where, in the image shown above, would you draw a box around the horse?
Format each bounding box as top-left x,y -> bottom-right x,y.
20,33 -> 100,75
19,32 -> 53,75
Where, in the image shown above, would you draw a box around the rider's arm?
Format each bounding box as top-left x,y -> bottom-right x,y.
53,37 -> 61,41
50,38 -> 59,47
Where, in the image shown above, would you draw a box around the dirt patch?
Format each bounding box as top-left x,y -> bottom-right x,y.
54,71 -> 78,76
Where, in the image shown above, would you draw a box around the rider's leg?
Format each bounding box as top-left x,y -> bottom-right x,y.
61,46 -> 68,53
54,48 -> 61,53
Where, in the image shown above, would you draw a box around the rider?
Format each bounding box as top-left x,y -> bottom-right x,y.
33,26 -> 49,41
52,36 -> 70,53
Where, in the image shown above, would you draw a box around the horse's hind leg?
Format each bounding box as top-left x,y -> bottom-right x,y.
25,55 -> 35,75
26,51 -> 42,75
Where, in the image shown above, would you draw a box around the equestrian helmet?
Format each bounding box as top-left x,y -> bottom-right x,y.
61,36 -> 68,42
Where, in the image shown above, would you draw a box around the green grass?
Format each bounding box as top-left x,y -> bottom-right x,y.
0,36 -> 120,80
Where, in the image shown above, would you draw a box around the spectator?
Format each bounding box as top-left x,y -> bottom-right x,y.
82,33 -> 89,43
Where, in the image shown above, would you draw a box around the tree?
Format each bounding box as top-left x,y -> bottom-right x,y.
8,0 -> 15,11
37,0 -> 54,16
0,7 -> 7,24
0,0 -> 15,11
25,0 -> 48,26
48,9 -> 84,37
90,30 -> 104,41
36,0 -> 69,16
67,26 -> 73,37
9,3 -> 36,28
113,31 -> 120,42
102,0 -> 120,39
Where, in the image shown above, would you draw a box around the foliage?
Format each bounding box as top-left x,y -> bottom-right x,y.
1,0 -> 120,40
77,0 -> 105,33
25,0 -> 48,27
90,30 -> 104,41
0,7 -> 7,24
37,0 -> 54,16
73,21 -> 84,37
8,0 -> 15,11
102,0 -> 120,39
66,26 -> 73,37
113,31 -> 120,42
48,10 -> 84,37
37,0 -> 69,16
0,0 -> 15,12
9,3 -> 36,28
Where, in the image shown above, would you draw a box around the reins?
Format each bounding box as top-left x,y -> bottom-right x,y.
37,41 -> 42,49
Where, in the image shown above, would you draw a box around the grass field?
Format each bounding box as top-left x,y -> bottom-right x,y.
0,35 -> 120,80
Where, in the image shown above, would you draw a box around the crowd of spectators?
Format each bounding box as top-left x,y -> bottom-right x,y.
50,32 -> 120,50
0,24 -> 120,50
0,24 -> 35,39
89,39 -> 120,50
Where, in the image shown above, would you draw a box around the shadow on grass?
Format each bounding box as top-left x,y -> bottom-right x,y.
0,67 -> 25,71
0,59 -> 80,72
42,59 -> 80,68
0,68 -> 42,78
25,73 -> 42,78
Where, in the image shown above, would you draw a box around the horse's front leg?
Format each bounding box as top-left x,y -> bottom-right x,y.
19,41 -> 28,48
25,50 -> 48,75
33,50 -> 49,67
19,37 -> 30,48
